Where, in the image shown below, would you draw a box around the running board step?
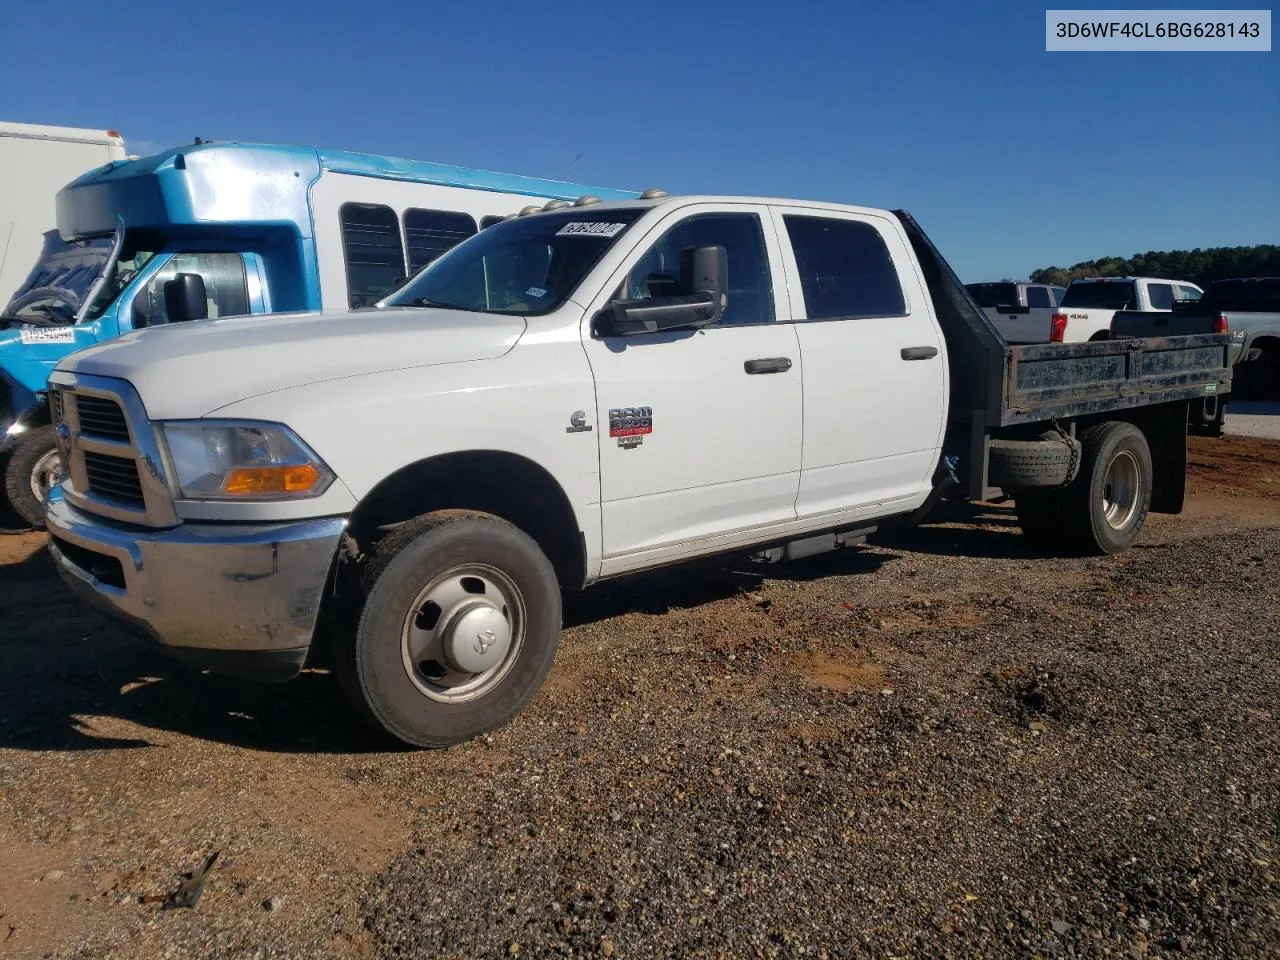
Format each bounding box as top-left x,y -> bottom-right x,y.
751,526 -> 876,563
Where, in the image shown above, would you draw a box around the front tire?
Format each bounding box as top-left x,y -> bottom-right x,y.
3,426 -> 61,528
1067,422 -> 1152,555
336,510 -> 563,747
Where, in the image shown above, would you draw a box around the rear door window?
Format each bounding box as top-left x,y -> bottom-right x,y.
1025,285 -> 1052,308
1147,283 -> 1176,310
783,215 -> 906,319
340,203 -> 406,307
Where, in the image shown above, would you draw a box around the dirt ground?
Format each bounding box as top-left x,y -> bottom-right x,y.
1,436 -> 1277,959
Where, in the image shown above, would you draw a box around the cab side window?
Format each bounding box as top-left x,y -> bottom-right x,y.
1176,284 -> 1202,303
1026,285 -> 1052,308
623,213 -> 774,326
135,252 -> 249,326
783,215 -> 906,319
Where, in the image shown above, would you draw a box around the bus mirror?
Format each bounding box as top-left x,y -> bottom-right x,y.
163,273 -> 209,323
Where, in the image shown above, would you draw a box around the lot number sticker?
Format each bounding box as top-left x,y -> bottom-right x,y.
556,222 -> 627,238
19,326 -> 76,345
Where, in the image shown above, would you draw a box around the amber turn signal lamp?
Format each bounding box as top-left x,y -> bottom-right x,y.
223,464 -> 322,496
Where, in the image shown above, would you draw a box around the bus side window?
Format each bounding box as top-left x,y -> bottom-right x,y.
403,209 -> 477,272
340,203 -> 406,308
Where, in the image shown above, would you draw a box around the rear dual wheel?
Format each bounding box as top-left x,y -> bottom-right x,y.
1014,421 -> 1152,555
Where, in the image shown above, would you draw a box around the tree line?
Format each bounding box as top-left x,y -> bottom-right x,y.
1029,244 -> 1279,288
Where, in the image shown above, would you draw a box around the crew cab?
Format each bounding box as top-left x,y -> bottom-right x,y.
1111,277 -> 1280,399
42,194 -> 1231,747
964,281 -> 1065,326
994,276 -> 1203,344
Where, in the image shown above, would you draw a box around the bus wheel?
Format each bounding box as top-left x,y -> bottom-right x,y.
4,426 -> 62,528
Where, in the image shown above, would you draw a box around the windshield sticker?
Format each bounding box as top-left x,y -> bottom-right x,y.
19,326 -> 76,345
556,222 -> 627,238
525,286 -> 549,299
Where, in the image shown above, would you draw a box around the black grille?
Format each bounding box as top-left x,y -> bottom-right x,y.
74,394 -> 131,442
83,451 -> 144,506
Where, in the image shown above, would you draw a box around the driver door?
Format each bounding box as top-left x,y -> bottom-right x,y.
580,204 -> 802,572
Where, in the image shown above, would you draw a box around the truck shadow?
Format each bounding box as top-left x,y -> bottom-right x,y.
0,504 -> 1036,755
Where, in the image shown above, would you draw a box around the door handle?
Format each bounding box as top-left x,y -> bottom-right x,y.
900,346 -> 938,361
744,357 -> 793,374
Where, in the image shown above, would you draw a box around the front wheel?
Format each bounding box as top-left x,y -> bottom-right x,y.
336,510 -> 563,747
3,426 -> 62,528
1067,422 -> 1152,555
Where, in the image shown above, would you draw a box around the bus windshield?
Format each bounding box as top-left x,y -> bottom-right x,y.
3,232 -> 114,323
382,208 -> 645,316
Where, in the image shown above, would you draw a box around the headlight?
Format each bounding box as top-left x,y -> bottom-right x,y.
160,421 -> 334,500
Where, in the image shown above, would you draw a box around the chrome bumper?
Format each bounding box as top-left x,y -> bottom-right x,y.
45,489 -> 346,683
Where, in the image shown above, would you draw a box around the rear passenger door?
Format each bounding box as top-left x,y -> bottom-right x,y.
771,207 -> 947,518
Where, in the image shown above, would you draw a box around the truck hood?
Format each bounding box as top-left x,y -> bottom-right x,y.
55,307 -> 526,419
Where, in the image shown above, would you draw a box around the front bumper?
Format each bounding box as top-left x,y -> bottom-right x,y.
45,489 -> 347,682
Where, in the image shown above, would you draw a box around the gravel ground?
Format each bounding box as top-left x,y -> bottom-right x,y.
0,436 -> 1277,959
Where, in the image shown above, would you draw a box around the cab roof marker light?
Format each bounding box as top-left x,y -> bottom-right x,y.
574,195 -> 601,206
639,188 -> 669,199
542,199 -> 571,211
518,205 -> 542,216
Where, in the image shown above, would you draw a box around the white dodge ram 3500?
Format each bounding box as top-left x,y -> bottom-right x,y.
43,194 -> 1232,746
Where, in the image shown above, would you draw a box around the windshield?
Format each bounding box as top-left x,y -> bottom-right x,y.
965,283 -> 1019,308
82,244 -> 159,322
1061,281 -> 1136,310
3,232 -> 114,322
382,208 -> 646,315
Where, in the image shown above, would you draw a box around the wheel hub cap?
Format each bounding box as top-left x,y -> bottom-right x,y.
399,564 -> 525,703
30,450 -> 65,505
444,603 -> 512,673
1102,450 -> 1140,530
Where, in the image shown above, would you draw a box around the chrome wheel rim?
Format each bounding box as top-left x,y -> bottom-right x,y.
1102,450 -> 1140,530
29,449 -> 64,505
400,564 -> 525,703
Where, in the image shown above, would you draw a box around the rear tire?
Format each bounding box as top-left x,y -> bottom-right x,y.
1066,422 -> 1152,555
3,426 -> 61,528
335,509 -> 562,748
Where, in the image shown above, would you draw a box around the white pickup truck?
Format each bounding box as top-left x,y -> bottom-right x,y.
993,276 -> 1204,344
42,194 -> 1231,747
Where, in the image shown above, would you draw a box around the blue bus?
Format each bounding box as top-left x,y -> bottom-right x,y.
0,141 -> 636,523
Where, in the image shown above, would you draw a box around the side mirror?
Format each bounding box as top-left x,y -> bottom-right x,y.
596,245 -> 727,337
163,273 -> 208,323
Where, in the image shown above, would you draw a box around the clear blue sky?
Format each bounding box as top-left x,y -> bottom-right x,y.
1,0 -> 1275,281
